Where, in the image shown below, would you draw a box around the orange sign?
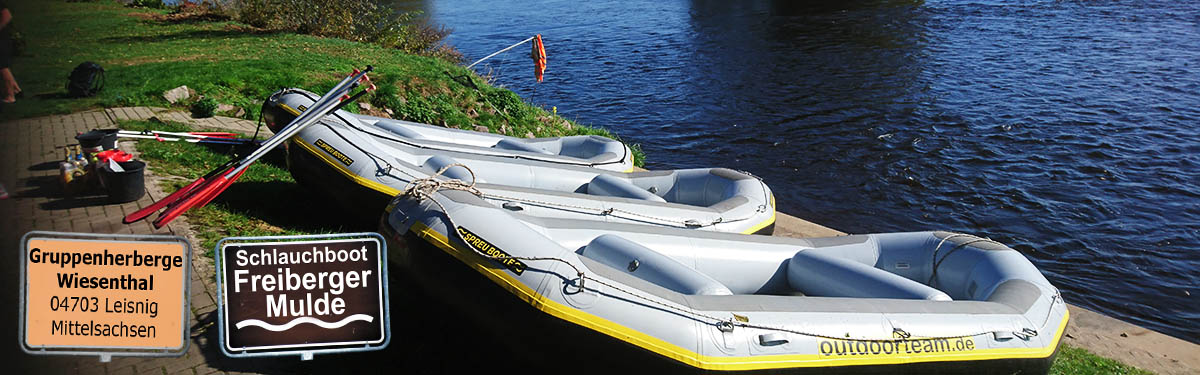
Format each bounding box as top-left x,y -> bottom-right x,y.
22,233 -> 189,353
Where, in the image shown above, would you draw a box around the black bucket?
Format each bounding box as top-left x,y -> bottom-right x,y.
76,129 -> 120,150
99,160 -> 146,203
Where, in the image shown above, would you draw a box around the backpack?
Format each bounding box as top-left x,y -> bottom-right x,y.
67,62 -> 105,98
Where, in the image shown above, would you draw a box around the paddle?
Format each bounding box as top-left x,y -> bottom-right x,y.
123,66 -> 374,228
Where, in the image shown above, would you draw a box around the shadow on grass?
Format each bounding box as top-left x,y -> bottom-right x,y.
99,28 -> 278,44
206,180 -> 368,233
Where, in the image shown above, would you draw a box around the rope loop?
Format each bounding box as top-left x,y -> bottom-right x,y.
402,163 -> 483,201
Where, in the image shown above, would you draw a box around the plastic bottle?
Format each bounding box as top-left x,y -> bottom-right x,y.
59,148 -> 77,187
72,147 -> 87,181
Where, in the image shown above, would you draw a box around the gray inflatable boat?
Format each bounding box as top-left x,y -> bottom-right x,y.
264,88 -> 635,171
267,89 -> 777,234
381,186 -> 1069,374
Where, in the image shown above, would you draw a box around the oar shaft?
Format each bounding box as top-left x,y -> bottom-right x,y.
224,68 -> 373,177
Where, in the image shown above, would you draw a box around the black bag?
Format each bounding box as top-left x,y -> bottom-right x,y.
67,62 -> 105,97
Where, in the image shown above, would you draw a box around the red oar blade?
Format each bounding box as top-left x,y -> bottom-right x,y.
152,173 -> 232,229
194,168 -> 247,208
123,177 -> 204,224
123,160 -> 239,224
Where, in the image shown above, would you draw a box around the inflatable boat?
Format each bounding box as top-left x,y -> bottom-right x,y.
266,89 -> 776,234
264,88 -> 635,172
380,186 -> 1069,374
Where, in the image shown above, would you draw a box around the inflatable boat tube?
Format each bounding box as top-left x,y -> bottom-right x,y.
380,187 -> 1069,374
264,88 -> 634,171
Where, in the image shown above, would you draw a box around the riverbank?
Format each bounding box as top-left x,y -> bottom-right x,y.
0,0 -> 1184,373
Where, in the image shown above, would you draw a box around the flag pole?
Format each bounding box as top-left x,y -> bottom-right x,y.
466,36 -> 537,69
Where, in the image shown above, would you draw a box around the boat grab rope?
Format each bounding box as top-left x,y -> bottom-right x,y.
474,191 -> 751,229
927,233 -> 1007,287
399,165 -> 1046,343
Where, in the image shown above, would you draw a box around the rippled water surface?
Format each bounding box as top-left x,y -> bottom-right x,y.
403,0 -> 1200,341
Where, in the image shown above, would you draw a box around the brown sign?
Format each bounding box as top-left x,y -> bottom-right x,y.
219,237 -> 386,354
21,233 -> 190,355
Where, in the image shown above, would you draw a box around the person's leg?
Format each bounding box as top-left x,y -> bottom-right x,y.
0,68 -> 15,103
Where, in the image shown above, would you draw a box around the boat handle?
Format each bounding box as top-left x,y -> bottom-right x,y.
758,333 -> 789,346
502,201 -> 524,211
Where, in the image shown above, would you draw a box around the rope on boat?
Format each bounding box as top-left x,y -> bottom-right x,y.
398,164 -> 1052,342
927,233 -> 1007,286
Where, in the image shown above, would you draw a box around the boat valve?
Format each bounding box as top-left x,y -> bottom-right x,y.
717,321 -> 735,333
1012,328 -> 1039,340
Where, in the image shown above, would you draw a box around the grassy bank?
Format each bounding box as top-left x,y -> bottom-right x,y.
4,0 -> 642,165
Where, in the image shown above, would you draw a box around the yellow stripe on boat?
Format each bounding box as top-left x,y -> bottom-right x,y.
407,220 -> 1068,371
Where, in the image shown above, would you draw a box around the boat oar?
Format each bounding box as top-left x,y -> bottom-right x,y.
126,69 -> 373,226
144,67 -> 375,228
186,131 -> 239,138
119,130 -> 237,140
117,133 -> 259,145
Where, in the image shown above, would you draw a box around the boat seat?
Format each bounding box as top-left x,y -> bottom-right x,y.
493,138 -> 556,155
787,250 -> 952,301
586,174 -> 667,202
420,155 -> 475,182
580,235 -> 732,295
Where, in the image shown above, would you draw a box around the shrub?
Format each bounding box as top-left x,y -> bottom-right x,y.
229,0 -> 460,62
125,0 -> 167,9
396,95 -> 436,124
191,97 -> 219,118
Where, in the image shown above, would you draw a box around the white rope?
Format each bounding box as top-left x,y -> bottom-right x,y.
466,36 -> 537,69
398,164 -> 1032,342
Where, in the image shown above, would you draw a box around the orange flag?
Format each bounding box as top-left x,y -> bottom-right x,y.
531,34 -> 547,82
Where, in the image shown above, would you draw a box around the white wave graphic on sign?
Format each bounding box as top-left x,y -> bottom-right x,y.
235,314 -> 375,332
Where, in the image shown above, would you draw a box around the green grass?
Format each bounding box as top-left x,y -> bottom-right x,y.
5,0 -> 643,166
1049,344 -> 1152,375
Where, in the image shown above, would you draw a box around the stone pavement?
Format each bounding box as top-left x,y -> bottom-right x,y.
0,108 -> 268,375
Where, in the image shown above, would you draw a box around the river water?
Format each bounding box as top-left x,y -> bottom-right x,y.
400,0 -> 1199,342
